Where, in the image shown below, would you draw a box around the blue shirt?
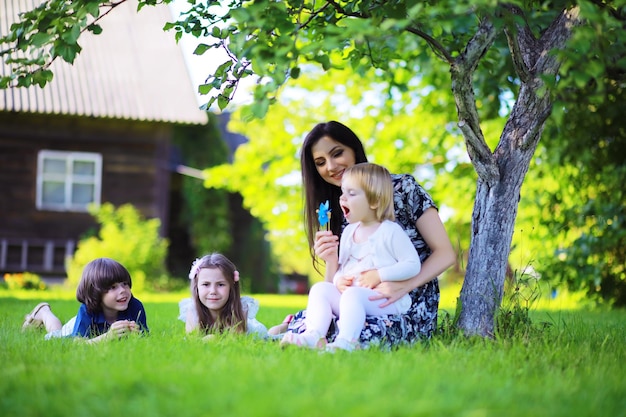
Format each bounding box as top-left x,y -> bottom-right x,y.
71,296 -> 149,338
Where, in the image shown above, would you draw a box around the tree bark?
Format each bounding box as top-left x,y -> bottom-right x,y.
456,7 -> 580,336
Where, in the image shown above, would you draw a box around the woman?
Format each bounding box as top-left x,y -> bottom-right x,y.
275,121 -> 455,349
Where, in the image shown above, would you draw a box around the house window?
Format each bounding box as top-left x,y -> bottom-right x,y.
36,151 -> 102,212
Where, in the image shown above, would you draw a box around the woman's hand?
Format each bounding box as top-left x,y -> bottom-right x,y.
370,280 -> 414,308
314,230 -> 339,263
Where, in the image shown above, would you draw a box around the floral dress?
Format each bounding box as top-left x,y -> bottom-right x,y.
287,174 -> 440,350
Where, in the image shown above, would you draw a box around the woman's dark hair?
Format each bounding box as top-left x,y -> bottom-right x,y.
75,258 -> 132,315
300,121 -> 368,273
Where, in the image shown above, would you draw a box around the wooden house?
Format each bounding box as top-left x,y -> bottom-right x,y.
0,0 -> 209,277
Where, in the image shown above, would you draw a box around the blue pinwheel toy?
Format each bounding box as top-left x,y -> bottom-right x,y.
317,200 -> 331,229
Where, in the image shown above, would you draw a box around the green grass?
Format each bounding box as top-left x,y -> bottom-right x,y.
0,284 -> 624,417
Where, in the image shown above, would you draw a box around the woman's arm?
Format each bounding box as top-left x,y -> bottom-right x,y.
370,208 -> 455,307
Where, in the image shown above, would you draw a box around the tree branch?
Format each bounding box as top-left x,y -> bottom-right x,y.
405,25 -> 454,63
588,0 -> 626,21
451,17 -> 500,185
520,106 -> 552,151
296,2 -> 331,30
458,119 -> 501,182
325,0 -> 364,18
501,4 -> 534,83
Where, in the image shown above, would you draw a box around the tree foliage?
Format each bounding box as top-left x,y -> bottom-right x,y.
204,66 -> 475,278
3,0 -> 626,334
67,203 -> 169,292
522,50 -> 626,306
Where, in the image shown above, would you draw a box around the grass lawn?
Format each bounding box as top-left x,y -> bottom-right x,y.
0,283 -> 624,417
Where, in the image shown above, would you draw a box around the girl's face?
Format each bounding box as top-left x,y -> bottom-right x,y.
311,136 -> 357,187
197,268 -> 231,319
101,282 -> 132,319
340,175 -> 376,224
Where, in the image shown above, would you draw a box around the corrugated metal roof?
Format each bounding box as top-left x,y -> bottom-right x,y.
0,0 -> 208,124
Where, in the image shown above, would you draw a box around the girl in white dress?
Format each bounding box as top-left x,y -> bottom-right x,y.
178,253 -> 267,338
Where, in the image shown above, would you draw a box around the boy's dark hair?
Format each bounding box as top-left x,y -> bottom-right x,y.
76,258 -> 132,314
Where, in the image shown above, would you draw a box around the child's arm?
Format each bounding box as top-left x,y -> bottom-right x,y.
377,224 -> 421,281
185,308 -> 199,333
84,320 -> 138,344
359,223 -> 421,288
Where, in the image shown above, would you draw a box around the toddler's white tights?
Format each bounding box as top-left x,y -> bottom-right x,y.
305,282 -> 403,342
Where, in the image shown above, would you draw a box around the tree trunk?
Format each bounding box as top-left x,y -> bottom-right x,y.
454,7 -> 579,337
457,166 -> 526,336
457,76 -> 549,336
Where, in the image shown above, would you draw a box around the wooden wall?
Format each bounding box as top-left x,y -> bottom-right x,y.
0,112 -> 173,275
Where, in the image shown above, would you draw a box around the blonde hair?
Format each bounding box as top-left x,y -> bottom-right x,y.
343,163 -> 395,222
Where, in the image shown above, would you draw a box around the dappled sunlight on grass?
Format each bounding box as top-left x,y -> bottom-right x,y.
439,281 -> 462,310
438,280 -> 589,313
253,294 -> 307,309
532,289 -> 587,310
0,287 -> 76,301
0,281 -> 588,312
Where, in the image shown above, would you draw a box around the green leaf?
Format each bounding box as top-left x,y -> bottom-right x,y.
217,94 -> 229,110
61,24 -> 81,44
87,24 -> 103,35
32,69 -> 53,87
214,60 -> 233,78
53,40 -> 81,63
30,32 -> 54,48
314,54 -> 331,71
201,96 -> 217,111
198,83 -> 212,95
193,43 -> 211,55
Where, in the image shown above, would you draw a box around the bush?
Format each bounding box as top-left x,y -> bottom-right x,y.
67,203 -> 169,292
3,272 -> 46,290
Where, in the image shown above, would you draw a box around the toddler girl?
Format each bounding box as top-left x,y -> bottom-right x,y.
281,163 -> 421,351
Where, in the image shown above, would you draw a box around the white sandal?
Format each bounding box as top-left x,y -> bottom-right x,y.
22,302 -> 49,329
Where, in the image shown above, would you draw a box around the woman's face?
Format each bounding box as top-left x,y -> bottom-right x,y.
311,136 -> 357,187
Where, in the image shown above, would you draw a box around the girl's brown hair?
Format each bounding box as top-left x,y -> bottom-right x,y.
75,258 -> 132,315
189,253 -> 246,334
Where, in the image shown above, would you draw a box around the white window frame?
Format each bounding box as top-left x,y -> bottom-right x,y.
36,150 -> 102,212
